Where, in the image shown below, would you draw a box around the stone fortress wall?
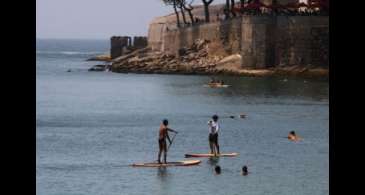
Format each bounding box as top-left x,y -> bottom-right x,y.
110,36 -> 148,59
147,1 -> 328,68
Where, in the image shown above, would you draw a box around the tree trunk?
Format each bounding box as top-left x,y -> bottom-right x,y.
225,0 -> 230,19
186,9 -> 194,24
183,3 -> 195,25
204,4 -> 210,22
180,7 -> 187,25
173,3 -> 181,28
202,0 -> 213,23
231,0 -> 237,17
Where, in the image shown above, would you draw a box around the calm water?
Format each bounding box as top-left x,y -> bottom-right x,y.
36,39 -> 329,195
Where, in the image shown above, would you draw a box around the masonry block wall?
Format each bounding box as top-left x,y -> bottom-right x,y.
133,36 -> 148,49
111,36 -> 148,59
150,16 -> 328,68
110,36 -> 130,59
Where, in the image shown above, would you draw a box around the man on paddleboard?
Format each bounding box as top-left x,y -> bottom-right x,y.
157,119 -> 178,164
208,115 -> 220,156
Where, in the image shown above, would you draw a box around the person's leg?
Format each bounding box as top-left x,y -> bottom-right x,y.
209,134 -> 214,154
210,141 -> 216,154
163,141 -> 167,164
157,140 -> 162,163
215,134 -> 220,155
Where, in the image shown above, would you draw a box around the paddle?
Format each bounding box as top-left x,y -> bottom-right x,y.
167,131 -> 178,152
222,115 -> 246,119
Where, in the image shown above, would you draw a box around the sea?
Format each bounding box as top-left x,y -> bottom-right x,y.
36,39 -> 329,195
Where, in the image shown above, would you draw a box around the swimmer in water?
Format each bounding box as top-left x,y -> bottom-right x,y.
215,165 -> 221,174
242,166 -> 248,176
288,131 -> 301,141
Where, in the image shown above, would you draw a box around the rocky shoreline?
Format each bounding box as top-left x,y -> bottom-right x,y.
89,39 -> 328,79
87,54 -> 111,62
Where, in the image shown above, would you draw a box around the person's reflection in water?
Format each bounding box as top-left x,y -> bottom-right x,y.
157,167 -> 168,180
207,157 -> 219,166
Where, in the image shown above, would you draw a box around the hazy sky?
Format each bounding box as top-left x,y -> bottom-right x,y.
37,0 -> 226,39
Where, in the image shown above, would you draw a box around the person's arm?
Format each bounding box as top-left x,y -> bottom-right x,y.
166,132 -> 172,144
167,128 -> 178,134
215,123 -> 219,134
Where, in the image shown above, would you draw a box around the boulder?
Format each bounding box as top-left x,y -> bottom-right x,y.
88,65 -> 110,71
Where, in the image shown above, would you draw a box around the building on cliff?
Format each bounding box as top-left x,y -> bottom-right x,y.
147,0 -> 328,68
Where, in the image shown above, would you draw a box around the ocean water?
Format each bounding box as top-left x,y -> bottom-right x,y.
36,39 -> 329,195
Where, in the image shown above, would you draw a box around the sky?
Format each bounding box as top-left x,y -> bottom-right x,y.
36,0 -> 226,39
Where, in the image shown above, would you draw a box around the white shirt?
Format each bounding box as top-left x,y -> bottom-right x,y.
208,121 -> 219,134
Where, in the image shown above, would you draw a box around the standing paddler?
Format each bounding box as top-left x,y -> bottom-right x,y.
157,119 -> 178,164
208,115 -> 220,156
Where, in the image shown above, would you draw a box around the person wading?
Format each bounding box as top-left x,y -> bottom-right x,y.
157,119 -> 178,164
208,115 -> 220,156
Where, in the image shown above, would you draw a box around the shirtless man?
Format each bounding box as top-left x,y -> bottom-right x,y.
288,131 -> 301,141
157,119 -> 178,164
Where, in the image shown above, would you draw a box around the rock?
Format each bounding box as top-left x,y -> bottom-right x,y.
88,65 -> 110,71
87,54 -> 111,62
127,56 -> 141,64
112,47 -> 151,63
217,54 -> 241,66
178,48 -> 188,56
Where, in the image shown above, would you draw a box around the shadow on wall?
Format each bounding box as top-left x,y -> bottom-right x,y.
218,17 -> 243,55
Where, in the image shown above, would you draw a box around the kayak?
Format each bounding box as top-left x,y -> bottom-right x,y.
204,84 -> 230,88
131,160 -> 201,167
185,152 -> 239,158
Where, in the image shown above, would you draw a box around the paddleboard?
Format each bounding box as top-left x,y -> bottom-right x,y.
203,84 -> 230,88
185,152 -> 239,158
131,160 -> 201,167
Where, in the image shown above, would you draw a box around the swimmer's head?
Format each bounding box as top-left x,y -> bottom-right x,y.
215,165 -> 221,174
242,166 -> 248,175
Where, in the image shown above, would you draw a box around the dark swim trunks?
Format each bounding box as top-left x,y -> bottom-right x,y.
209,133 -> 218,143
159,138 -> 167,150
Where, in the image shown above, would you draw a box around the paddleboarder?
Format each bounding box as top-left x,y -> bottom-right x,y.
157,119 -> 178,164
208,115 -> 220,156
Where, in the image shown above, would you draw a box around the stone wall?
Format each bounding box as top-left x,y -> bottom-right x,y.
150,15 -> 328,68
133,36 -> 148,49
241,16 -> 277,68
110,36 -> 148,59
162,22 -> 220,56
274,16 -> 329,67
148,22 -> 166,51
161,17 -> 244,57
111,36 -> 130,59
